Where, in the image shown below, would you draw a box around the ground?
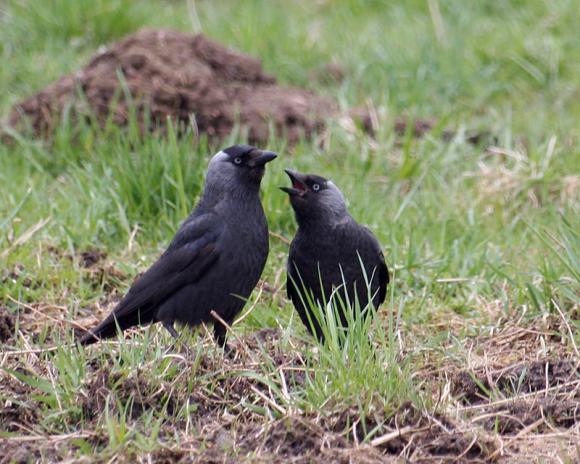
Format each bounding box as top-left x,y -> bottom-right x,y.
0,1 -> 578,463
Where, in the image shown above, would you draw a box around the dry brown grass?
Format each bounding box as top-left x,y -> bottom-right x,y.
1,293 -> 578,463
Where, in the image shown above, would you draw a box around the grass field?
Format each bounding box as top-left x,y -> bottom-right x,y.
1,0 -> 579,462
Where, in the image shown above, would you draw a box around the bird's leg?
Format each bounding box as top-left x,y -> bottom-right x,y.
213,321 -> 227,347
163,321 -> 180,339
213,321 -> 234,357
162,320 -> 193,356
162,321 -> 197,357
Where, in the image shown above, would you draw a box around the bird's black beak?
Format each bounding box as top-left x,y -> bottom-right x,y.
280,169 -> 308,196
247,150 -> 277,167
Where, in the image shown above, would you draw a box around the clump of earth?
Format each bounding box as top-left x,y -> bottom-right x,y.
6,28 -> 437,144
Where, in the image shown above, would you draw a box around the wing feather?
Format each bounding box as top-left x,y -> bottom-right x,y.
80,213 -> 222,343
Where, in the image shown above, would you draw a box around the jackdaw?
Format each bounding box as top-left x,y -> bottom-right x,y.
80,144 -> 277,347
281,169 -> 389,342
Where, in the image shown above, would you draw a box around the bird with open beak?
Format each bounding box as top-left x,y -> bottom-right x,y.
281,169 -> 389,343
80,144 -> 277,349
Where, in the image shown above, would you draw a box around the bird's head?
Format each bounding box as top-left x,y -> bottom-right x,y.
281,169 -> 348,227
206,144 -> 277,194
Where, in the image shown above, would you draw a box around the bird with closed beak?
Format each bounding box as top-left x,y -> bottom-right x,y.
281,169 -> 389,342
80,144 -> 277,349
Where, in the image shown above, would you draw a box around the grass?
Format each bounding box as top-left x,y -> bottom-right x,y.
1,0 -> 579,462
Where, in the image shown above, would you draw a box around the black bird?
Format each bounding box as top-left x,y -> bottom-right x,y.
281,170 -> 389,342
80,145 -> 277,347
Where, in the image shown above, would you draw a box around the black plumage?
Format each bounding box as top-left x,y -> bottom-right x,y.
80,144 -> 277,347
281,169 -> 389,342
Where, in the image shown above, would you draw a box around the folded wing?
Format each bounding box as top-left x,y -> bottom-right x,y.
80,213 -> 222,344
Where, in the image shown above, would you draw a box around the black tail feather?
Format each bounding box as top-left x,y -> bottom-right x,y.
78,306 -> 156,345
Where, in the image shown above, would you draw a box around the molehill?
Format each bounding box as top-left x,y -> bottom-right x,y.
6,28 -> 445,144
6,28 -> 362,143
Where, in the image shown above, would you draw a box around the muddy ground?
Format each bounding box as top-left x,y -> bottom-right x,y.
1,258 -> 578,463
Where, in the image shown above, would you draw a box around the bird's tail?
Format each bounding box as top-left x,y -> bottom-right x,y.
78,306 -> 155,345
79,315 -> 119,345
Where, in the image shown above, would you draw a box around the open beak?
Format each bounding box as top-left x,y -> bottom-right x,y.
247,149 -> 277,167
280,169 -> 308,196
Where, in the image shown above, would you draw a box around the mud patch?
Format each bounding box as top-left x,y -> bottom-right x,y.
329,402 -> 495,461
0,310 -> 15,342
0,371 -> 39,433
3,324 -> 574,462
480,397 -> 579,434
0,442 -> 46,464
81,368 -> 175,421
1,265 -> 40,291
453,359 -> 579,405
452,357 -> 579,441
264,417 -> 342,459
84,263 -> 126,293
78,248 -> 107,268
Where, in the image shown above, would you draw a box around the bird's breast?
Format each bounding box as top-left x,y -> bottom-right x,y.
222,208 -> 268,269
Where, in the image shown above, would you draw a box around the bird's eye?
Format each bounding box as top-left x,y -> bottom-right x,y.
312,183 -> 320,191
233,157 -> 243,165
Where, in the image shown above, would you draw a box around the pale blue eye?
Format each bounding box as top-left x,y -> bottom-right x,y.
312,184 -> 320,191
234,157 -> 242,165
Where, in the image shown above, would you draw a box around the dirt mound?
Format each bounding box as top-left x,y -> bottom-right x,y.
7,28 -> 341,144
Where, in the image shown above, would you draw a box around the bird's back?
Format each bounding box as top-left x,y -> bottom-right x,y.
80,144 -> 277,346
80,195 -> 269,344
287,218 -> 388,339
158,195 -> 269,326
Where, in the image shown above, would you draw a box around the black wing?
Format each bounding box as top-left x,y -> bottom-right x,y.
286,242 -> 299,309
376,249 -> 389,306
286,239 -> 310,307
286,237 -> 327,341
80,213 -> 222,344
359,225 -> 389,306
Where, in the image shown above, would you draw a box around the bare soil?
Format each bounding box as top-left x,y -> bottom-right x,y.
1,307 -> 578,462
6,29 -> 343,144
78,249 -> 107,269
0,311 -> 15,342
3,28 -> 468,146
453,359 -> 579,405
